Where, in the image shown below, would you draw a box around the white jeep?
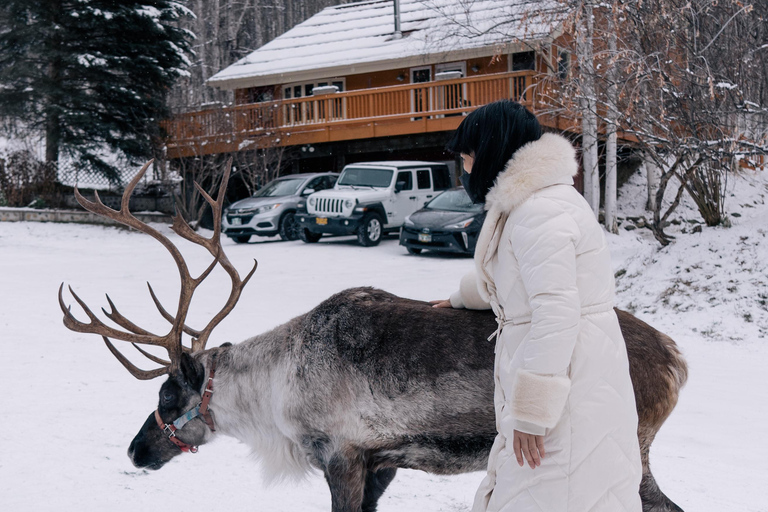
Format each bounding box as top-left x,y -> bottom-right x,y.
295,161 -> 452,246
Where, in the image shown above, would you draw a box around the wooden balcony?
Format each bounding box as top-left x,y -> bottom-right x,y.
162,71 -> 578,159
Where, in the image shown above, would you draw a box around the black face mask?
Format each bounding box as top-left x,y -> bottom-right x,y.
460,171 -> 482,204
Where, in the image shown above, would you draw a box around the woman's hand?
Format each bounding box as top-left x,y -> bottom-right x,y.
430,299 -> 452,308
513,430 -> 545,469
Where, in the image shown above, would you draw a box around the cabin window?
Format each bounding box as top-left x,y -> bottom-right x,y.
558,50 -> 570,80
411,67 -> 431,83
284,78 -> 346,99
512,51 -> 536,72
435,61 -> 466,78
239,87 -> 274,104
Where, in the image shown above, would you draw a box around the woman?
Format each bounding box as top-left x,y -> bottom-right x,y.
433,100 -> 642,512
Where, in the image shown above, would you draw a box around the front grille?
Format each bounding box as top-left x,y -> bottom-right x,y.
314,198 -> 344,214
227,215 -> 254,224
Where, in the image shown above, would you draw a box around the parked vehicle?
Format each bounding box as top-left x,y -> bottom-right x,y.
296,161 -> 452,246
399,187 -> 485,255
222,173 -> 338,243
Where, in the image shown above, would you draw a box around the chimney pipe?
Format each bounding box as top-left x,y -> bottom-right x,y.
393,0 -> 402,39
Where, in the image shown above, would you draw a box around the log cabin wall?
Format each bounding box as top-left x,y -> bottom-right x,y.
233,55 -> 513,104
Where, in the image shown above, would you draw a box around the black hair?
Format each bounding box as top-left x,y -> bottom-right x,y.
446,100 -> 542,203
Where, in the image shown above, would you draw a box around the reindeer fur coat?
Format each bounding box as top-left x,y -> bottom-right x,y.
450,133 -> 643,512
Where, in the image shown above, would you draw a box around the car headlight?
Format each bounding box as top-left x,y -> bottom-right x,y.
344,199 -> 355,209
255,203 -> 281,214
309,197 -> 316,207
445,218 -> 474,229
403,216 -> 415,226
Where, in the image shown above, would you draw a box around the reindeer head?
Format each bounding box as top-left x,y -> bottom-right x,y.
59,160 -> 256,470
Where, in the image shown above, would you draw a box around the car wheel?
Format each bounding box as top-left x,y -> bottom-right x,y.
406,246 -> 422,255
357,214 -> 383,247
279,212 -> 300,241
299,228 -> 322,243
230,235 -> 251,244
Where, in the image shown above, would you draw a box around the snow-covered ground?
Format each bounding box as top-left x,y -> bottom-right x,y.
1,168 -> 766,511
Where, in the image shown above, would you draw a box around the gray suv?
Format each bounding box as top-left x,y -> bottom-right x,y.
222,173 -> 338,243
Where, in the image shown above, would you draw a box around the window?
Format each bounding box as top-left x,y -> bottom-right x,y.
284,79 -> 346,99
396,171 -> 413,190
338,167 -> 393,188
239,87 -> 274,104
558,50 -> 570,80
253,178 -> 304,197
416,170 -> 431,189
426,189 -> 484,212
431,167 -> 451,191
305,176 -> 332,193
411,67 -> 431,83
512,51 -> 536,72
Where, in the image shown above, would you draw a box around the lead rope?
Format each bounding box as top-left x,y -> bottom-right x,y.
198,354 -> 216,432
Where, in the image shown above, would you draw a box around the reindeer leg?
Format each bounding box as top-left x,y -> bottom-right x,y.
639,426 -> 685,512
361,468 -> 397,512
323,448 -> 367,512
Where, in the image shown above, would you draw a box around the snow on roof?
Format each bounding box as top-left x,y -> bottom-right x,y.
208,0 -> 567,90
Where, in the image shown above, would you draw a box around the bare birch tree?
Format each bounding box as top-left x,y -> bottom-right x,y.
576,0 -> 600,217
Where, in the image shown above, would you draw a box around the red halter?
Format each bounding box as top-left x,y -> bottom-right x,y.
155,356 -> 217,453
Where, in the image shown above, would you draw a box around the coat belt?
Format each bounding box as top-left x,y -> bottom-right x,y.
488,301 -> 614,342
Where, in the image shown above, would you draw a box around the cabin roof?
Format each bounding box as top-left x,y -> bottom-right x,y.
208,0 -> 568,90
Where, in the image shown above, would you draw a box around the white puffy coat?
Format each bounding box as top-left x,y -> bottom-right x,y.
450,133 -> 642,512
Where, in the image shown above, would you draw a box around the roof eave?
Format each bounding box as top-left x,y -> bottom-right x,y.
206,38 -> 553,91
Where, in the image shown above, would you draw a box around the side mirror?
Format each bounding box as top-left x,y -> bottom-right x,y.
395,182 -> 406,193
301,188 -> 315,196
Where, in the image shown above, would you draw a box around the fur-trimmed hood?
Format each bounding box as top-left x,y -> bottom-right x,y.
484,132 -> 578,214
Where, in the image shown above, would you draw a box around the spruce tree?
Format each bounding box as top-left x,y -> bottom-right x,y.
0,0 -> 193,182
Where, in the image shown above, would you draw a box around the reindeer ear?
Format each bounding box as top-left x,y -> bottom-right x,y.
180,352 -> 205,392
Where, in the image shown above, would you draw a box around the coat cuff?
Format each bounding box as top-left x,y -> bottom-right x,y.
512,370 -> 571,429
513,420 -> 547,436
450,271 -> 491,310
449,289 -> 465,309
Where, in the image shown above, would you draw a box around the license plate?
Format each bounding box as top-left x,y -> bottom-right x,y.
418,233 -> 432,243
231,217 -> 242,226
316,217 -> 328,225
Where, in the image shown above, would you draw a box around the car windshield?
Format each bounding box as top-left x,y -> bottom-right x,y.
426,189 -> 484,212
337,167 -> 394,188
253,178 -> 304,197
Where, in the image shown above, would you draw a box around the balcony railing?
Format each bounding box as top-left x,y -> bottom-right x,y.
163,71 -> 557,158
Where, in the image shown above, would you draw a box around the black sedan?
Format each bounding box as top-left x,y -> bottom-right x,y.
399,187 -> 486,255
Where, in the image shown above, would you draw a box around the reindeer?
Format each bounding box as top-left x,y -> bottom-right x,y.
59,162 -> 687,512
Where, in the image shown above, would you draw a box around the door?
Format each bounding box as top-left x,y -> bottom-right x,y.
410,66 -> 432,118
435,62 -> 466,113
413,168 -> 435,207
390,170 -> 415,226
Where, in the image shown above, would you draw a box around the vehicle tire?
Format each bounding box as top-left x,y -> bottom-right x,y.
279,212 -> 300,241
357,213 -> 383,247
406,246 -> 422,255
300,228 -> 322,243
230,235 -> 251,244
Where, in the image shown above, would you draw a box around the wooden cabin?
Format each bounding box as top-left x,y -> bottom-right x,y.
162,0 -> 581,174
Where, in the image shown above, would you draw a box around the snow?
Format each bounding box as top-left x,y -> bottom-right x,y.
1,168 -> 767,511
715,81 -> 738,90
208,0 -> 567,89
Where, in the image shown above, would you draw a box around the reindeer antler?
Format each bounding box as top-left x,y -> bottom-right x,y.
59,160 -> 257,379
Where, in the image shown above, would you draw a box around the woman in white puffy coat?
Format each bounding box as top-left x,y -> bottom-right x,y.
434,101 -> 642,512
